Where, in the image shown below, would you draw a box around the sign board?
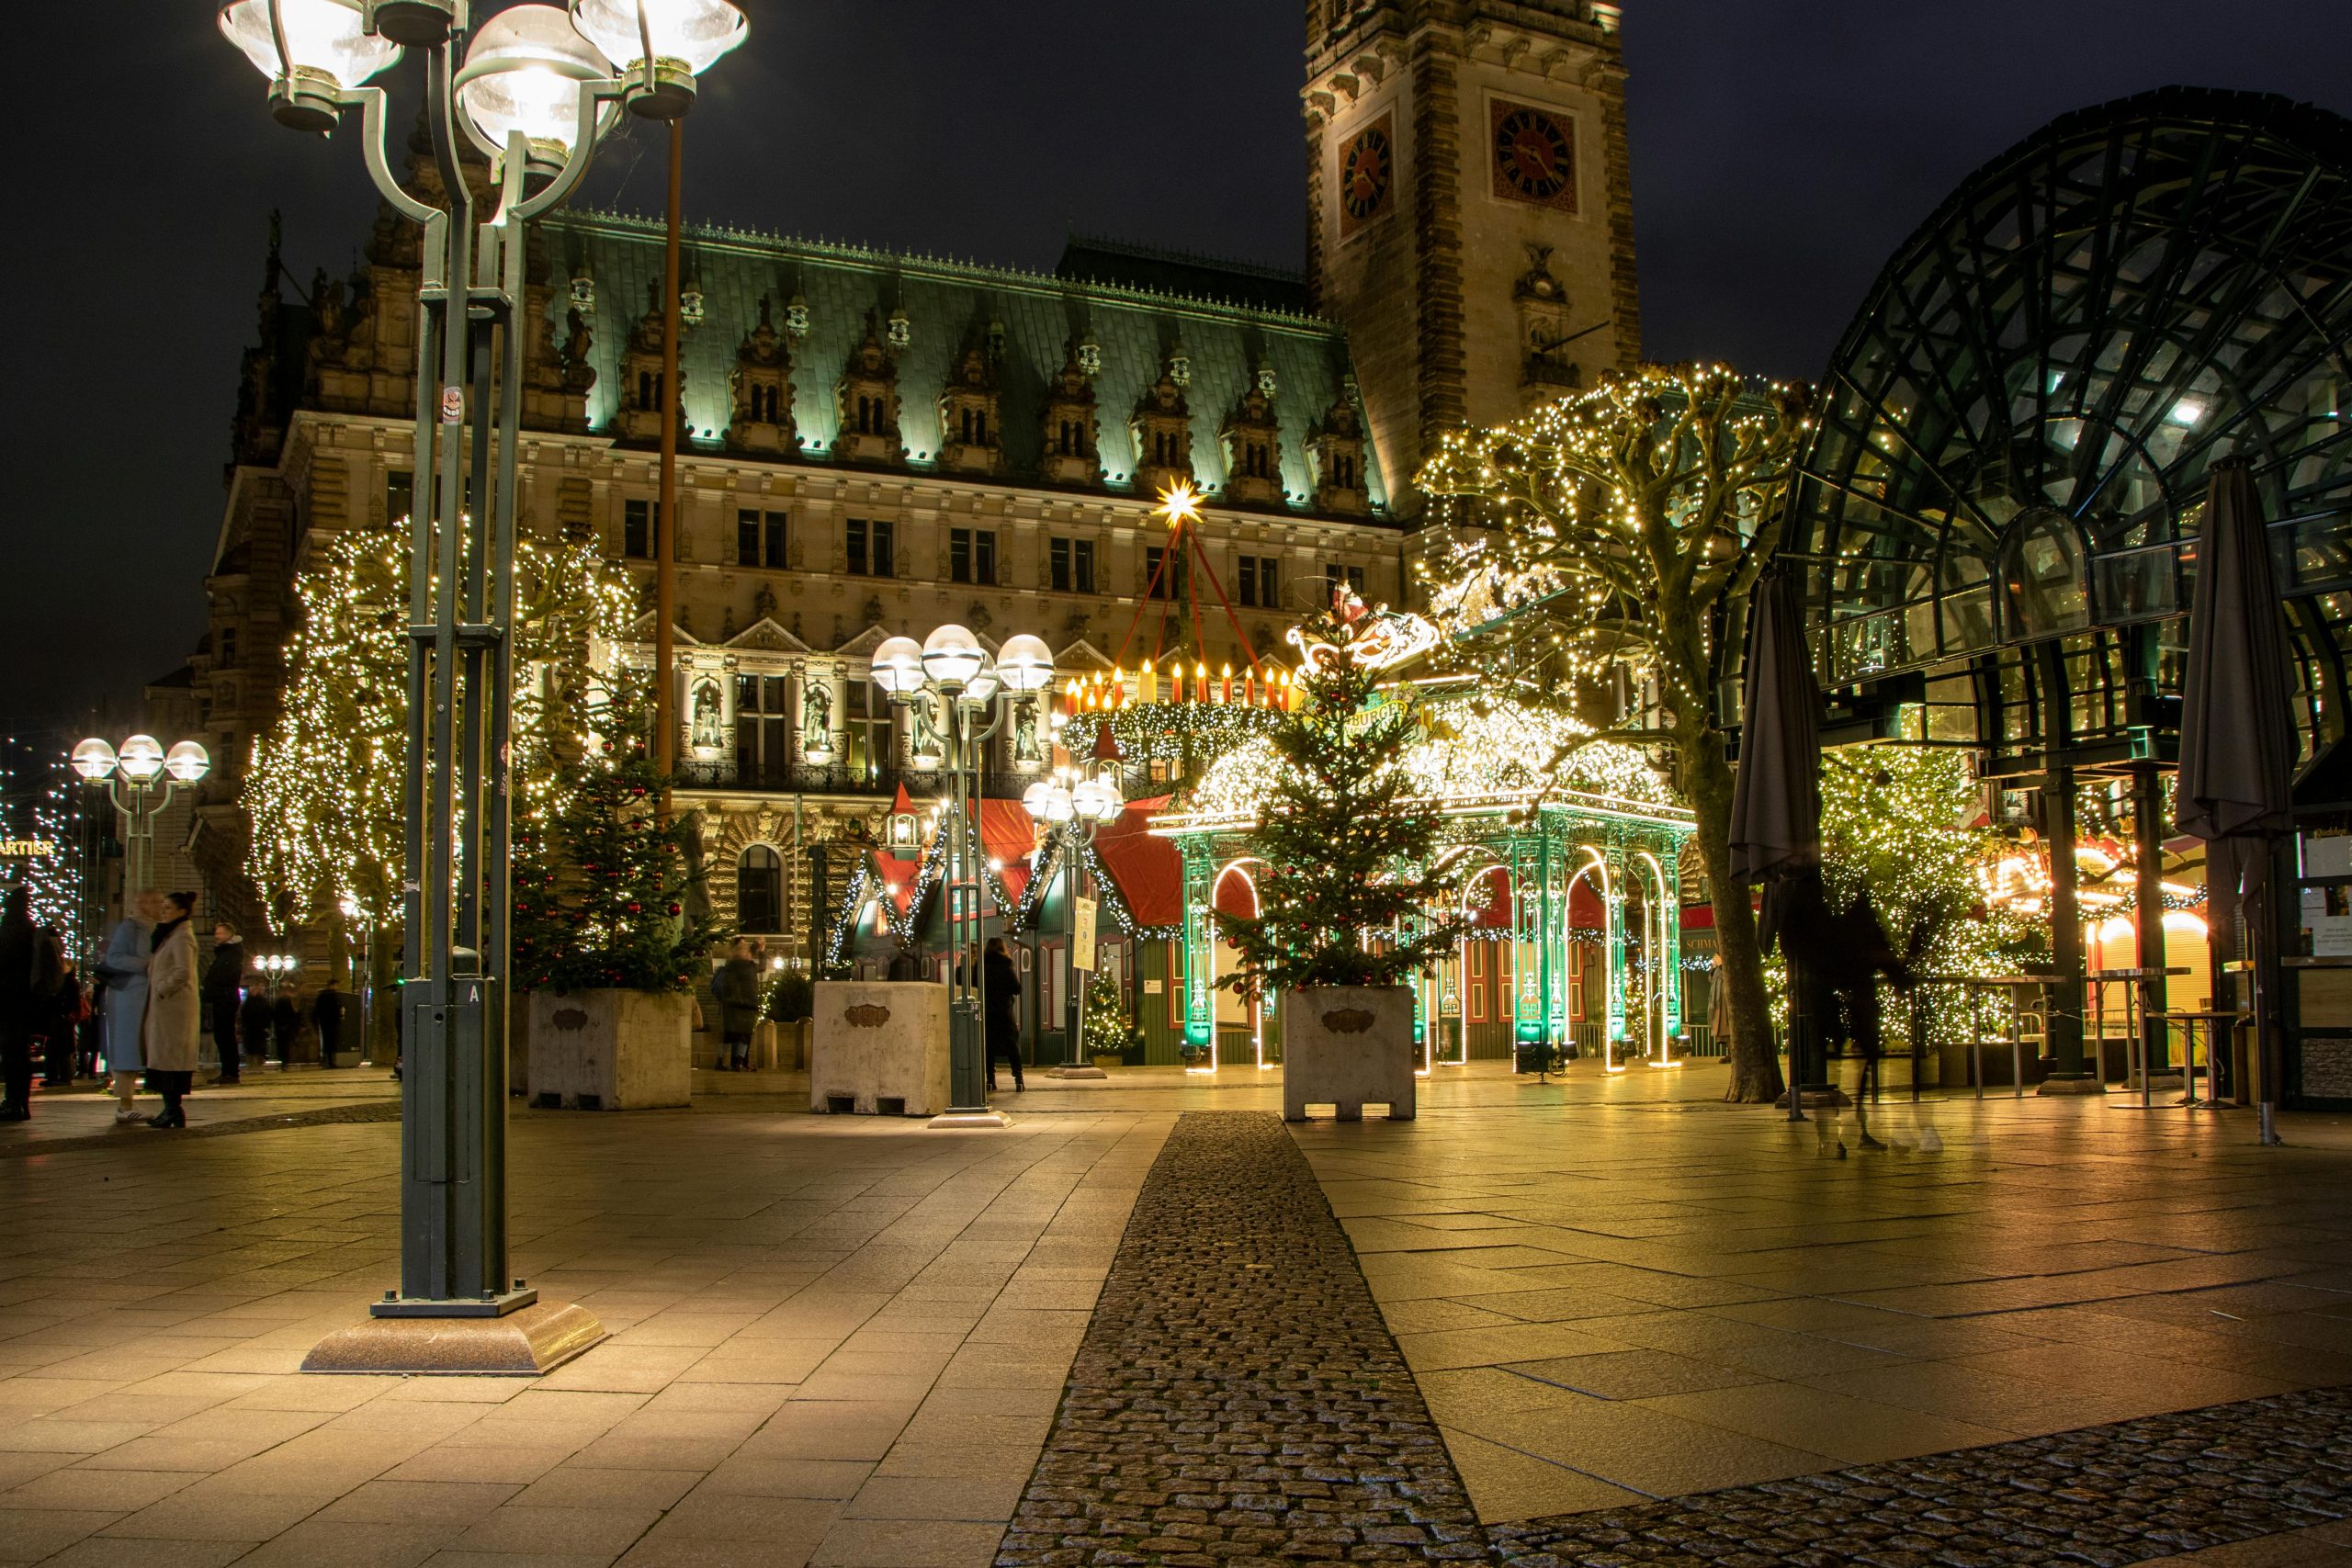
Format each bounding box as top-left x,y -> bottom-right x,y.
440,386 -> 465,423
0,840 -> 56,858
1072,897 -> 1099,973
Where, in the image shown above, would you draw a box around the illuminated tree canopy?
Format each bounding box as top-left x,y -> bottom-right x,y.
243,522 -> 636,931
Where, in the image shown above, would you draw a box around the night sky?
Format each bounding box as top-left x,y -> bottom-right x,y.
11,1 -> 2349,734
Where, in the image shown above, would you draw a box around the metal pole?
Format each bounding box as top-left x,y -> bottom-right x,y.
653,120 -> 683,785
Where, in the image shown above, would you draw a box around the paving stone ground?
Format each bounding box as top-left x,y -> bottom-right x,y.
995,1110 -> 1486,1566
1490,1385 -> 2352,1567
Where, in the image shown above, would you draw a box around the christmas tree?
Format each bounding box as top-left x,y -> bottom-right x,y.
1214,610 -> 1465,992
1081,972 -> 1142,1059
512,682 -> 714,994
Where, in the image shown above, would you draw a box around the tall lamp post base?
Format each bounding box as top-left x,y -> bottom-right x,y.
928,1110 -> 1010,1130
301,1299 -> 605,1376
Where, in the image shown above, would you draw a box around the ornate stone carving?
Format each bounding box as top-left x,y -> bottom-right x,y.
1308,374 -> 1372,517
1220,371 -> 1284,508
726,295 -> 797,455
1128,353 -> 1194,498
1039,339 -> 1104,488
935,324 -> 1002,477
833,309 -> 905,467
617,278 -> 687,446
1516,243 -> 1584,393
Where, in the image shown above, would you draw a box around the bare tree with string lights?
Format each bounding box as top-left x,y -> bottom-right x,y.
1418,363 -> 1812,1103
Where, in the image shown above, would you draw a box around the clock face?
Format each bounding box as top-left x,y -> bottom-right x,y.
1491,102 -> 1577,211
1338,115 -> 1394,237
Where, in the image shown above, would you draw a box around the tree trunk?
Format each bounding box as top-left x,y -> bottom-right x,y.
1679,724 -> 1785,1104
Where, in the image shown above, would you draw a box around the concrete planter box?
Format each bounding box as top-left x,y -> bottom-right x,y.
1282,986 -> 1416,1122
526,989 -> 693,1111
810,982 -> 950,1116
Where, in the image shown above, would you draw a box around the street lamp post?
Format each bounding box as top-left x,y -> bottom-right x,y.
873,629 -> 1056,1126
1022,768 -> 1125,1078
220,0 -> 743,1373
72,737 -> 210,900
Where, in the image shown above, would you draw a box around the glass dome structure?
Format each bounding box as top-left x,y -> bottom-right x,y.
1786,88 -> 2352,764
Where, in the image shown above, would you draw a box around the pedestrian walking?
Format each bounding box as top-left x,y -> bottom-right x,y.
272,991 -> 300,1067
142,892 -> 202,1129
312,981 -> 344,1067
0,888 -> 36,1120
239,982 -> 274,1072
205,922 -> 244,1083
94,892 -> 159,1122
983,937 -> 1024,1093
712,938 -> 761,1071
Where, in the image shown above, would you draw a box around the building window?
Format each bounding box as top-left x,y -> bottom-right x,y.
624,498 -> 662,559
386,469 -> 413,525
1056,419 -> 1086,456
1238,555 -> 1278,610
639,369 -> 665,411
846,517 -> 895,577
732,673 -> 791,786
950,527 -> 997,586
1147,545 -> 1188,601
1241,441 -> 1272,479
1050,537 -> 1097,594
218,626 -> 238,666
1324,561 -> 1365,601
1330,452 -> 1358,490
751,383 -> 782,423
738,510 -> 787,569
737,844 -> 784,934
843,682 -> 888,782
958,407 -> 990,445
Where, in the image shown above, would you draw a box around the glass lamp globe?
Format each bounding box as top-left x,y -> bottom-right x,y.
1077,776 -> 1125,824
963,655 -> 1001,705
219,0 -> 403,133
1021,781 -> 1057,820
870,637 -> 925,698
1041,786 -> 1076,825
995,633 -> 1055,694
116,736 -> 167,784
457,5 -> 614,170
921,625 -> 985,691
164,741 -> 213,784
71,739 -> 118,782
569,0 -> 747,119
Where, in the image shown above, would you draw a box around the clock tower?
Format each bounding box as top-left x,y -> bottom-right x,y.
1304,2 -> 1640,513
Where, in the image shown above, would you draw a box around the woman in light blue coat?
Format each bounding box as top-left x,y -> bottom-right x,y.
94,891 -> 159,1124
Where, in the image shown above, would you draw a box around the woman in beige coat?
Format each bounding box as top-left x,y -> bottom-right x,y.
141,892 -> 202,1129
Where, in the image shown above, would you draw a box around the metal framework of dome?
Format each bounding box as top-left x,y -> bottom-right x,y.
1785,87 -> 2352,769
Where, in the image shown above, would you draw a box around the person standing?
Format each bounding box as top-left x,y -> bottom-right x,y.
0,888 -> 37,1120
94,892 -> 159,1123
312,981 -> 344,1068
142,892 -> 202,1129
712,939 -> 761,1071
982,937 -> 1024,1093
239,980 -> 274,1073
272,990 -> 300,1067
204,922 -> 244,1084
32,929 -> 78,1089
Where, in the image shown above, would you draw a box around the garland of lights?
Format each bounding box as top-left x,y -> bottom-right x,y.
18,747 -> 84,949
244,520 -> 635,929
1059,704 -> 1281,767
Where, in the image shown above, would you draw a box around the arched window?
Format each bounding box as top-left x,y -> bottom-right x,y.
737,845 -> 784,934
2002,509 -> 2091,639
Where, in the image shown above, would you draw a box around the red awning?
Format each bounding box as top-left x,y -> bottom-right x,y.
1465,865 -> 1511,930
872,851 -> 920,919
1681,903 -> 1715,930
1568,879 -> 1604,929
1095,796 -> 1182,929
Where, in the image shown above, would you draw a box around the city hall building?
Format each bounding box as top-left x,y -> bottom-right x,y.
167,2 -> 1641,974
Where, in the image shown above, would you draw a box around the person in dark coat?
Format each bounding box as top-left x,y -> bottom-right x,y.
982,937 -> 1023,1093
0,887 -> 35,1119
312,982 -> 344,1067
204,923 -> 245,1083
239,984 -> 274,1071
1778,874 -> 1916,1141
272,992 -> 301,1066
32,929 -> 77,1089
712,939 -> 761,1070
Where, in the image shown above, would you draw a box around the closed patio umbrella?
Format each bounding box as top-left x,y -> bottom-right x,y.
1728,570 -> 1823,1115
2176,456 -> 2298,1145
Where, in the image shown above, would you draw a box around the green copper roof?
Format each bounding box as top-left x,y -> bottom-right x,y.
541,210 -> 1388,515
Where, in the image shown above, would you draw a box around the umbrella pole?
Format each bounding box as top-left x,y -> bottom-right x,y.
2253,857 -> 2283,1146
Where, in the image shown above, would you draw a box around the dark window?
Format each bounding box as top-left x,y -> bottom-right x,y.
639,369 -> 663,410
950,527 -> 996,586
764,513 -> 787,568
738,510 -> 761,567
1050,537 -> 1070,592
843,682 -> 888,780
218,626 -> 238,666
1051,537 -> 1093,593
732,674 -> 791,786
624,499 -> 658,559
1074,539 -> 1095,594
1147,545 -> 1188,601
1238,555 -> 1277,610
1323,561 -> 1365,601
737,845 -> 784,934
386,470 -> 413,525
872,519 -> 894,577
741,510 -> 786,569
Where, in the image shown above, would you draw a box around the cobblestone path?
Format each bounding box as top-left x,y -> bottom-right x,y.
1491,1384 -> 2352,1566
995,1109 -> 1487,1566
